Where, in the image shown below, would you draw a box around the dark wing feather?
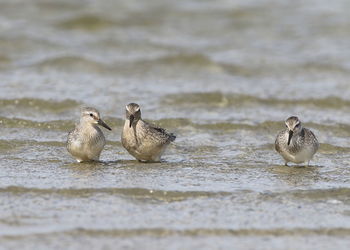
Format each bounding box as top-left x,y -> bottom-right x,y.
147,122 -> 176,143
304,128 -> 319,150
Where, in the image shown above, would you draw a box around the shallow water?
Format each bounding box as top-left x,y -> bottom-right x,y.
0,0 -> 350,249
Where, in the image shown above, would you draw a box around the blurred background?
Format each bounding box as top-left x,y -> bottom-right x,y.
0,0 -> 349,249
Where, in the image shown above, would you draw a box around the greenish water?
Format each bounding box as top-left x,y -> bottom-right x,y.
0,0 -> 350,249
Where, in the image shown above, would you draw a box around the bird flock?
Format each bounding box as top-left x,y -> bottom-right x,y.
67,103 -> 319,166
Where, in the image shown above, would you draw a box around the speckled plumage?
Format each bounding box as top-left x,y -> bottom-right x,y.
275,116 -> 319,166
67,107 -> 111,162
121,103 -> 176,162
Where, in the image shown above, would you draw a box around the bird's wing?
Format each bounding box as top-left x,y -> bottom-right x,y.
304,128 -> 319,148
147,122 -> 176,143
274,130 -> 284,153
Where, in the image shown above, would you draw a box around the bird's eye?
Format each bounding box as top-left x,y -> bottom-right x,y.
89,113 -> 93,117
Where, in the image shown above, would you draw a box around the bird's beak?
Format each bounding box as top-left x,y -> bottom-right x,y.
97,119 -> 112,131
129,114 -> 134,128
287,130 -> 293,145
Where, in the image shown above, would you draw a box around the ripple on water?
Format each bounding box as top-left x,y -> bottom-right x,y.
0,186 -> 231,202
57,15 -> 115,31
0,98 -> 80,112
162,92 -> 350,109
0,139 -> 20,152
4,227 -> 345,238
34,56 -> 111,73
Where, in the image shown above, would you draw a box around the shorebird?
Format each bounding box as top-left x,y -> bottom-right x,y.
121,103 -> 176,162
275,116 -> 319,166
67,107 -> 111,162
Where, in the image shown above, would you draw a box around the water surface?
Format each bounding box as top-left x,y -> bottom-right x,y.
0,0 -> 350,249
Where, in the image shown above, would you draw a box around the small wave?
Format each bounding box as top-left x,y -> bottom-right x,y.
34,56 -> 110,72
287,188 -> 350,201
3,186 -> 348,203
258,188 -> 350,203
57,15 -> 115,31
0,116 -> 75,131
319,144 -> 350,154
70,227 -> 350,237
113,53 -> 223,73
154,54 -> 216,67
4,227 -> 350,238
0,98 -> 80,111
218,61 -> 350,77
36,1 -> 81,12
0,186 -> 231,202
0,55 -> 11,67
0,139 -> 20,152
33,53 -> 222,73
163,92 -> 350,109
